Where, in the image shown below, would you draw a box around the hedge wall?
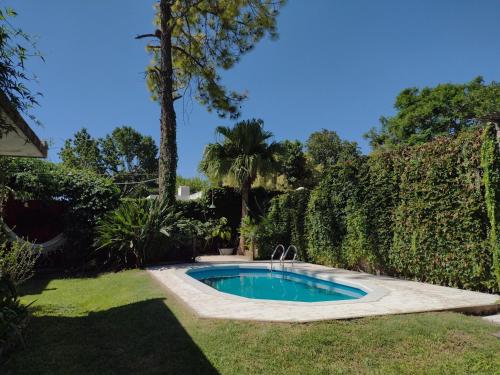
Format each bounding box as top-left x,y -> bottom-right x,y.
259,126 -> 500,292
255,189 -> 309,260
481,125 -> 500,287
375,128 -> 497,291
305,159 -> 370,268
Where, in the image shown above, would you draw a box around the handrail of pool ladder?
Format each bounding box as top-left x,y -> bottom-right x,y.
270,244 -> 285,272
281,245 -> 298,269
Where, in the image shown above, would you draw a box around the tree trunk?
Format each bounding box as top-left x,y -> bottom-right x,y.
158,0 -> 177,206
239,180 -> 250,254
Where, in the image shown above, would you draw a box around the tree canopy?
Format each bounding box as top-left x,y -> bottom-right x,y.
60,129 -> 104,173
306,129 -> 360,168
143,0 -> 285,117
60,126 -> 158,176
199,119 -> 281,184
277,140 -> 310,189
100,127 -> 158,175
365,77 -> 500,150
0,6 -> 42,135
138,0 -> 285,204
199,119 -> 281,250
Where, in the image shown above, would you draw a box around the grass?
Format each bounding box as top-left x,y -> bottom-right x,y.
3,270 -> 500,375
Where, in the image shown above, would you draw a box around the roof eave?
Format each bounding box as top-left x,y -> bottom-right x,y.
0,91 -> 47,158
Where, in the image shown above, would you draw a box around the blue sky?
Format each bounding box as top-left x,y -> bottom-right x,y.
10,0 -> 500,177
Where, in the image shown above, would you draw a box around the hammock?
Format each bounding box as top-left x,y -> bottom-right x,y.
3,223 -> 66,254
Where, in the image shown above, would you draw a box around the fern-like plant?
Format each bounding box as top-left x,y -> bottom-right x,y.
95,199 -> 181,268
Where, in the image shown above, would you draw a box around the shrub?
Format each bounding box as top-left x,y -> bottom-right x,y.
0,274 -> 28,361
359,152 -> 398,272
254,216 -> 287,259
4,158 -> 120,265
0,234 -> 37,360
176,199 -> 207,222
179,186 -> 280,252
95,199 -> 184,268
239,216 -> 258,257
0,239 -> 40,286
210,217 -> 232,249
56,166 -> 120,255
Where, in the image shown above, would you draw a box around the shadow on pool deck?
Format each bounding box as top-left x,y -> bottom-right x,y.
5,298 -> 219,375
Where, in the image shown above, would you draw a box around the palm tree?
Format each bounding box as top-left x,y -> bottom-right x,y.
200,119 -> 282,253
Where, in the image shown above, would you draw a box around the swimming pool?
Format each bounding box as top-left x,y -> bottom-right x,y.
187,267 -> 367,302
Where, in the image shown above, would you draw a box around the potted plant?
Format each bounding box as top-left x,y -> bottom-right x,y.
211,217 -> 233,255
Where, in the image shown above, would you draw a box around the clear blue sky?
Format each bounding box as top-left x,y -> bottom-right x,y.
10,0 -> 500,177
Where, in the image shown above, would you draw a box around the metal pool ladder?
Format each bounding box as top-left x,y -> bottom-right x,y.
282,245 -> 298,269
270,244 -> 285,272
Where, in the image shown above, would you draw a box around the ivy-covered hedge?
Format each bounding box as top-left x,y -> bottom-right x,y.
305,159 -> 369,268
481,125 -> 500,288
383,130 -> 496,290
259,127 -> 500,292
255,189 -> 309,260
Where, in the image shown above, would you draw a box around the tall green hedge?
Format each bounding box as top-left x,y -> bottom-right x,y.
305,161 -> 363,266
384,129 -> 496,291
256,189 -> 309,260
259,127 -> 499,292
481,125 -> 500,287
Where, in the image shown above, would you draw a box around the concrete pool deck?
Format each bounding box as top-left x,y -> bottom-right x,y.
147,259 -> 500,323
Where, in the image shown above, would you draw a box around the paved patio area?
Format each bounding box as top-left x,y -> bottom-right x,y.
148,259 -> 500,323
195,255 -> 251,263
483,314 -> 500,325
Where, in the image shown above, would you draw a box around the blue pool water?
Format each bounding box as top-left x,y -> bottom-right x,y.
187,267 -> 367,302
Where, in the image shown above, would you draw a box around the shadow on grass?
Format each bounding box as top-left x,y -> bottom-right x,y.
18,277 -> 53,296
5,298 -> 219,375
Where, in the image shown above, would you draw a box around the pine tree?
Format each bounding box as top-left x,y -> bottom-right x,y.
137,0 -> 285,205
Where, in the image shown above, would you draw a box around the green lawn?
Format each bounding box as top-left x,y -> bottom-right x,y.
3,270 -> 499,375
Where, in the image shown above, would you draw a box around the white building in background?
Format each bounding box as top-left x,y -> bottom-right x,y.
176,186 -> 203,201
146,186 -> 203,201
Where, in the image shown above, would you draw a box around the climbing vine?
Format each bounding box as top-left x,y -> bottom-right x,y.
481,124 -> 500,288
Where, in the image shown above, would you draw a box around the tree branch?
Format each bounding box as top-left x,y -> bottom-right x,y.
172,45 -> 206,70
135,30 -> 161,40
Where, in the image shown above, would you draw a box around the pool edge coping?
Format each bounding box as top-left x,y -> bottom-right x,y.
176,263 -> 390,306
147,262 -> 500,323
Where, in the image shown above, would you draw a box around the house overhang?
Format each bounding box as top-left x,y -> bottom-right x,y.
0,91 -> 47,158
